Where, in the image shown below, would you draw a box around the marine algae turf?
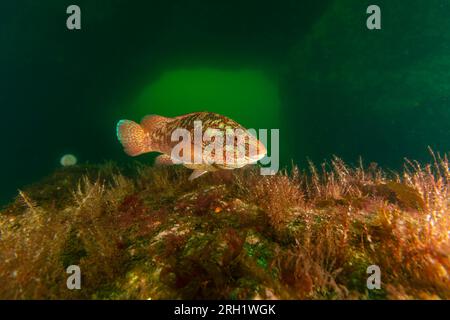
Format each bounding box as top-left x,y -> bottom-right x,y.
0,155 -> 449,299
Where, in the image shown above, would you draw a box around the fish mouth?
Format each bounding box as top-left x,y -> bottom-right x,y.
246,146 -> 267,163
247,153 -> 266,163
247,141 -> 267,163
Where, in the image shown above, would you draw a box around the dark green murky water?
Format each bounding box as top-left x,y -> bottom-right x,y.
1,0 -> 450,204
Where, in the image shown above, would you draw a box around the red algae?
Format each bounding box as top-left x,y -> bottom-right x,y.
0,155 -> 449,299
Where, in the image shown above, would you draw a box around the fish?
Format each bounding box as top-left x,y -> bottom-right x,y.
116,112 -> 267,180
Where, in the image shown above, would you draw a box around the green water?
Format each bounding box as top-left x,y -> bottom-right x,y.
1,0 -> 450,204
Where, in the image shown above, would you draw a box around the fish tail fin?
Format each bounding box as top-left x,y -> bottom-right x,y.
116,120 -> 148,156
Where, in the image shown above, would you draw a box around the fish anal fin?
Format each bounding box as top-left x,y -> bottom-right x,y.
154,154 -> 174,166
188,170 -> 208,181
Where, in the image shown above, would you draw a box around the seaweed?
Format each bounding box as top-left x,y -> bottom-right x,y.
0,153 -> 449,299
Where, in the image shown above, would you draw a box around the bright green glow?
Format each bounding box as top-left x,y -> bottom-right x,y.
131,68 -> 280,130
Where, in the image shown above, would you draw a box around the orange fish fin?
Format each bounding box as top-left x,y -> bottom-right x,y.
116,120 -> 148,156
154,154 -> 174,166
188,169 -> 208,181
140,114 -> 170,133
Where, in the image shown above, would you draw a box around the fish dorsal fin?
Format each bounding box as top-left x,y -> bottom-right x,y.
188,169 -> 208,181
140,115 -> 170,133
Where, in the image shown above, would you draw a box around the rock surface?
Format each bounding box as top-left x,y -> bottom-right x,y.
0,160 -> 449,299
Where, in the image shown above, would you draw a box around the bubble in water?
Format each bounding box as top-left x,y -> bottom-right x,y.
60,154 -> 77,166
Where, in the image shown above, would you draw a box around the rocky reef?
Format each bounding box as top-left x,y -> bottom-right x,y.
0,154 -> 449,299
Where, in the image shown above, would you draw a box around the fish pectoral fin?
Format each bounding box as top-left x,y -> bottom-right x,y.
154,154 -> 175,166
188,169 -> 208,181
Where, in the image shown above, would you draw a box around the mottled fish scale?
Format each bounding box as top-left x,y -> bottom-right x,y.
116,111 -> 267,180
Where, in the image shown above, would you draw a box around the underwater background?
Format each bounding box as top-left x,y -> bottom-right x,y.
1,0 -> 450,203
1,0 -> 450,300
